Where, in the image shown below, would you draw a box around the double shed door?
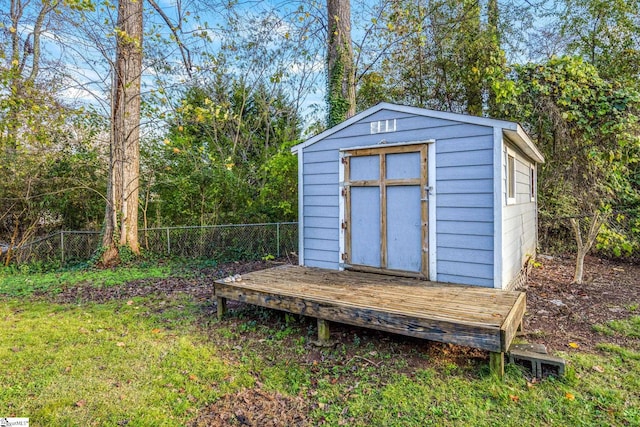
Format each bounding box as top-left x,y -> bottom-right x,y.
342,143 -> 428,278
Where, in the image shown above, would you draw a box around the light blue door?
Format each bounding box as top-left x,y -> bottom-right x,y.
386,185 -> 422,271
345,145 -> 427,277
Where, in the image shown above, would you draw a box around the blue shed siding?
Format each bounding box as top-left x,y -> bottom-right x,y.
435,125 -> 495,286
301,109 -> 496,283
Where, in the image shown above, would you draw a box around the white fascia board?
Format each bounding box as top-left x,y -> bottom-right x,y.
373,103 -> 523,129
291,104 -> 389,153
504,126 -> 545,164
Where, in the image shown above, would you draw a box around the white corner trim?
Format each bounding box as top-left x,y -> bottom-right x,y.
493,128 -> 504,289
530,163 -> 536,202
428,141 -> 437,281
338,151 -> 346,271
506,146 -> 517,206
297,149 -> 304,266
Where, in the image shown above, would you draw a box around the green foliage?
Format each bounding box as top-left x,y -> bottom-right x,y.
596,222 -> 636,258
559,0 -> 640,86
256,147 -> 298,221
358,0 -> 508,115
144,78 -> 300,227
503,56 -> 640,256
327,57 -> 350,127
0,107 -> 106,262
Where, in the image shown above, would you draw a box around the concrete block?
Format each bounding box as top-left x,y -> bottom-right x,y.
508,348 -> 566,378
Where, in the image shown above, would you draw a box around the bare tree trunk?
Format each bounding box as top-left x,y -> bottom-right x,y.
486,0 -> 500,115
101,0 -> 143,265
462,0 -> 482,116
327,0 -> 356,127
570,211 -> 606,284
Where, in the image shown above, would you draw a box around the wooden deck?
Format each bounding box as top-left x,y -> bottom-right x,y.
214,265 -> 526,376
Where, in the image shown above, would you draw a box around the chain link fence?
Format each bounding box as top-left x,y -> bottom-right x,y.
7,222 -> 298,266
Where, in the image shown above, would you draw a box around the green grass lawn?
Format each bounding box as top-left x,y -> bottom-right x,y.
0,267 -> 638,426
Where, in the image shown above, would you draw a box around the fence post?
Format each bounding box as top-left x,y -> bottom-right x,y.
60,231 -> 65,264
276,223 -> 280,258
166,228 -> 171,255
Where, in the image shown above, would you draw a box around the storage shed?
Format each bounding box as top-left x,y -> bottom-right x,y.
291,103 -> 545,290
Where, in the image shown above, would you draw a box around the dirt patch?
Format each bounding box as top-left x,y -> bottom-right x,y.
525,254 -> 640,353
48,254 -> 639,356
188,385 -> 309,427
48,260 -> 281,304
45,253 -> 640,354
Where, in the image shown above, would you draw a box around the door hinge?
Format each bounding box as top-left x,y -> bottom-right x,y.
341,253 -> 348,261
341,220 -> 348,230
341,187 -> 348,197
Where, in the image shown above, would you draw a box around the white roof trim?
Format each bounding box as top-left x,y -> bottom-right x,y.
504,126 -> 545,164
340,139 -> 435,152
291,102 -> 544,163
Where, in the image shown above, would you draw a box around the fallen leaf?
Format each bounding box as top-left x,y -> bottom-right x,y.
188,374 -> 198,381
126,300 -> 134,306
509,394 -> 520,402
65,366 -> 71,373
152,328 -> 161,334
592,365 -> 605,373
565,392 -> 575,401
75,399 -> 86,407
526,381 -> 535,389
568,342 -> 579,349
116,342 -> 125,347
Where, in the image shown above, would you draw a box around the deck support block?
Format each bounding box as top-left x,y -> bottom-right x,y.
217,297 -> 227,320
317,318 -> 330,343
490,352 -> 504,379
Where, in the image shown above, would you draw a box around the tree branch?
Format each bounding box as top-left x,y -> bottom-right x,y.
146,0 -> 193,78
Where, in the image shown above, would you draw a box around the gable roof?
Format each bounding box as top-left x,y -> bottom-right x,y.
292,102 -> 544,163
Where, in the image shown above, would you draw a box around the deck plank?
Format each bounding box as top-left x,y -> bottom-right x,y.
214,265 -> 525,353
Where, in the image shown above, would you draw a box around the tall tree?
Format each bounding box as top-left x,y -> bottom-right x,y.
459,0 -> 482,115
559,0 -> 640,85
101,0 -> 143,265
326,0 -> 355,127
356,0 -> 510,116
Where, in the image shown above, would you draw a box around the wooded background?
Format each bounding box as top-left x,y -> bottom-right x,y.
1,0 -> 639,266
